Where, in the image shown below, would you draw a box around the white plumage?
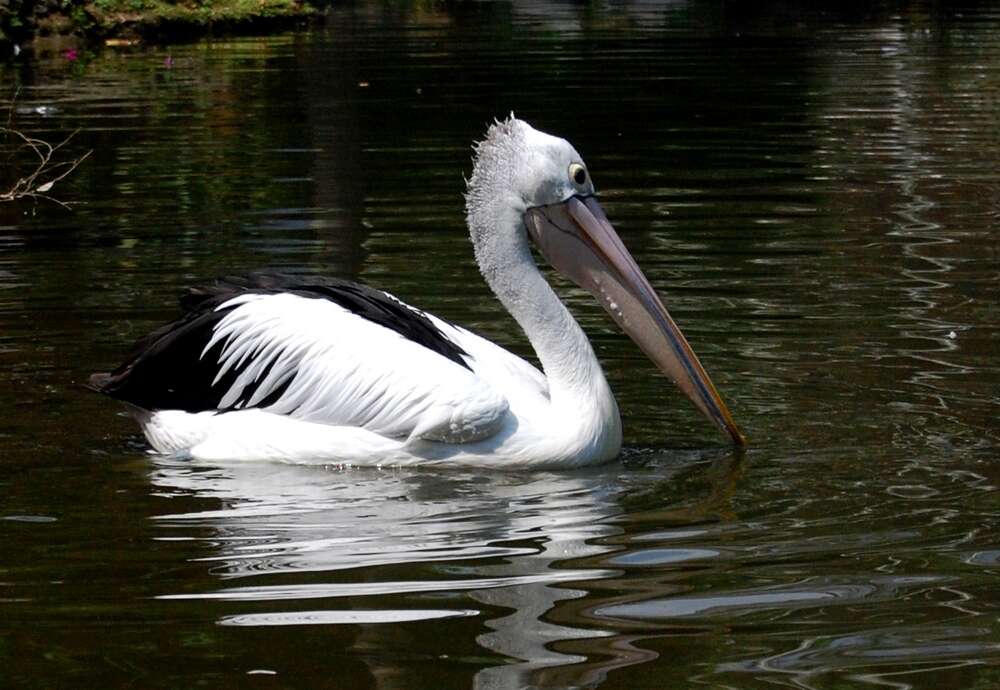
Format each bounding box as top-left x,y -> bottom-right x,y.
136,284 -> 602,467
205,293 -> 509,442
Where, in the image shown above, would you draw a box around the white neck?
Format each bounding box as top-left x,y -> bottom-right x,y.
470,203 -> 619,433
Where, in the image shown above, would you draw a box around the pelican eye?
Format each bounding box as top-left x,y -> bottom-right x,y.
569,163 -> 588,187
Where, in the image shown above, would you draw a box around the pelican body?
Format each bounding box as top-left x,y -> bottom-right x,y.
92,118 -> 743,468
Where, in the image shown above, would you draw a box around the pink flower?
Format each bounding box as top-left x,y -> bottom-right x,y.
64,49 -> 79,61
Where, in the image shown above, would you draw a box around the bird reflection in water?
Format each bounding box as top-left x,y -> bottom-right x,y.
149,450 -> 743,689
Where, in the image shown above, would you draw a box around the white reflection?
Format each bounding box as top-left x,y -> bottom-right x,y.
148,458 -> 627,689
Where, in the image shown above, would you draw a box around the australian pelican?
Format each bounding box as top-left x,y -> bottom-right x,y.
92,117 -> 744,467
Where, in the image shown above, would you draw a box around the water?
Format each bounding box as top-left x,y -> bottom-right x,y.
2,2 -> 999,688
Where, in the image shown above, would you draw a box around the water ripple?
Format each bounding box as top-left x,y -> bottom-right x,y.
219,608 -> 479,627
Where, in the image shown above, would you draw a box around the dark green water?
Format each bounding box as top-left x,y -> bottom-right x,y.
2,2 -> 999,688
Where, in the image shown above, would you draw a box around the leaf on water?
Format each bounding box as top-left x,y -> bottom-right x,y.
37,181 -> 54,192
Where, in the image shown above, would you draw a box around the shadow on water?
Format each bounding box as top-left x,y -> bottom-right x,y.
0,1 -> 999,689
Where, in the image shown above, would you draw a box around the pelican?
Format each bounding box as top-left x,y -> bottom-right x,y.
91,117 -> 744,468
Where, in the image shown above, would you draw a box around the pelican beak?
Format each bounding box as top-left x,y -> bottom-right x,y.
524,195 -> 746,446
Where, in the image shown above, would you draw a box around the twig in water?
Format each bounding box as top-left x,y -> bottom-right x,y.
1,125 -> 92,210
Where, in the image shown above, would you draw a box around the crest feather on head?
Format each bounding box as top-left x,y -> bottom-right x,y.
472,112 -> 521,153
466,113 -> 528,208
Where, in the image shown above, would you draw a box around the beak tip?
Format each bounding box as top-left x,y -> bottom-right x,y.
730,428 -> 748,447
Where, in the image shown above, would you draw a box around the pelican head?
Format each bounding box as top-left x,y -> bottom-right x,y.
466,116 -> 745,446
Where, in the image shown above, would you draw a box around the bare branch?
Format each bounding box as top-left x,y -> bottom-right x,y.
0,122 -> 92,209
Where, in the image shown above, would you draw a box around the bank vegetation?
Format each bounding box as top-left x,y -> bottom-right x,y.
1,0 -> 323,50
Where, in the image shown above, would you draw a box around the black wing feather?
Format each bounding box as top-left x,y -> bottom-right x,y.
90,272 -> 471,412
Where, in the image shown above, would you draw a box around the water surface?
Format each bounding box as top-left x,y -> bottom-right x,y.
1,2 -> 998,688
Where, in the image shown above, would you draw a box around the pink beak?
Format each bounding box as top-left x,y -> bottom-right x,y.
525,195 -> 745,446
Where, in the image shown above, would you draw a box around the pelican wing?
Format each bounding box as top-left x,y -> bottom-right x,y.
91,278 -> 510,444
